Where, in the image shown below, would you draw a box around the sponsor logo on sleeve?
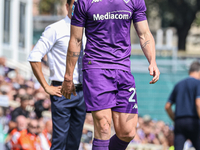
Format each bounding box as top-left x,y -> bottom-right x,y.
93,10 -> 132,21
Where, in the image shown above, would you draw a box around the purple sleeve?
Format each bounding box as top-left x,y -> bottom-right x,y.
71,0 -> 87,27
132,0 -> 147,23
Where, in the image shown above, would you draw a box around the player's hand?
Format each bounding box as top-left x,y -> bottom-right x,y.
61,79 -> 77,99
148,63 -> 160,84
45,85 -> 62,97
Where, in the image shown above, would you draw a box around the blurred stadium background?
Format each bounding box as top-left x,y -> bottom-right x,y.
0,0 -> 200,150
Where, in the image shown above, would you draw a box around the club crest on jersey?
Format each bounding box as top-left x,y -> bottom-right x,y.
123,0 -> 130,3
92,0 -> 102,3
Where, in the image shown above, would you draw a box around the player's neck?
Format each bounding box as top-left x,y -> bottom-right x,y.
189,72 -> 200,80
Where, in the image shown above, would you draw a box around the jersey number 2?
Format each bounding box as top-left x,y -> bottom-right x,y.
129,88 -> 136,102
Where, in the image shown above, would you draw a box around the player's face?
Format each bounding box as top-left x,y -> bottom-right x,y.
66,0 -> 75,19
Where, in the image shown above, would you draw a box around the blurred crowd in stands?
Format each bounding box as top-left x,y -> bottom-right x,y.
131,115 -> 174,150
0,56 -> 193,150
0,56 -> 52,150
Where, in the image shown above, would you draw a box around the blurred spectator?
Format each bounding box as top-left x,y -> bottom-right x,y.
15,115 -> 27,132
25,81 -> 35,96
9,95 -> 30,131
142,118 -> 160,144
18,119 -> 41,150
0,57 -> 15,78
34,99 -> 51,119
80,114 -> 93,150
81,114 -> 93,144
0,75 -> 5,85
44,120 -> 52,141
38,120 -> 52,150
0,84 -> 12,105
0,107 -> 9,128
17,89 -> 26,97
5,115 -> 27,150
11,116 -> 27,149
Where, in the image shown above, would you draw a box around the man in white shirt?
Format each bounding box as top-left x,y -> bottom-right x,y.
28,0 -> 86,149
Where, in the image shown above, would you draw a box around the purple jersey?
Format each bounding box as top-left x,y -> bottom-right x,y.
71,0 -> 147,71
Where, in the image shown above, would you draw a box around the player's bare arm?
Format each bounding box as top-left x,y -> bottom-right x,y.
30,62 -> 62,97
134,20 -> 160,84
165,102 -> 175,121
61,25 -> 84,99
195,98 -> 200,118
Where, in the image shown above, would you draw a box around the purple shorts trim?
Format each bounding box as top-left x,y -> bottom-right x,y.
83,69 -> 138,114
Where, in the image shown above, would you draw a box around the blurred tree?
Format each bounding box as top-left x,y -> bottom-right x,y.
39,0 -> 64,15
146,0 -> 200,51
